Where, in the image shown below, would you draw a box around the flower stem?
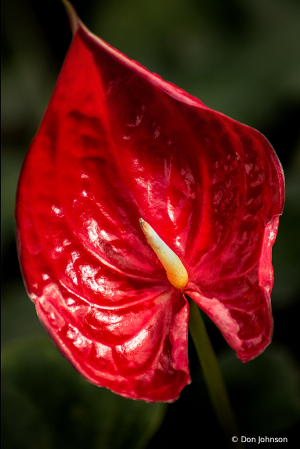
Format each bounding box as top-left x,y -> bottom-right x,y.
188,299 -> 244,449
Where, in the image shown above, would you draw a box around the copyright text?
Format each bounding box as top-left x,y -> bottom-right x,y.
232,436 -> 288,444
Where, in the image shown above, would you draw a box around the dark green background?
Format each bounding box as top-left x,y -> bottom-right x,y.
2,0 -> 300,448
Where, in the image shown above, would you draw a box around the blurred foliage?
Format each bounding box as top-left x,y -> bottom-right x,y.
272,162 -> 300,309
1,0 -> 300,448
219,347 -> 300,436
2,339 -> 167,449
90,0 -> 300,129
149,344 -> 300,448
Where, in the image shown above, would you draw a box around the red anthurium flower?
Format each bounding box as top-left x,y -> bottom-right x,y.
16,1 -> 284,402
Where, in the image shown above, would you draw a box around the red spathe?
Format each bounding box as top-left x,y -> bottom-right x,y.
15,3 -> 284,402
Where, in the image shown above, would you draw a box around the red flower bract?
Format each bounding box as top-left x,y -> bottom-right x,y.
15,2 -> 284,402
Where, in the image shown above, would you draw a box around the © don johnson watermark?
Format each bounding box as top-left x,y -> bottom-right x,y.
232,436 -> 288,444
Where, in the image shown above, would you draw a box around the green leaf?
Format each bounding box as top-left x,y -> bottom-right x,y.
1,338 -> 167,449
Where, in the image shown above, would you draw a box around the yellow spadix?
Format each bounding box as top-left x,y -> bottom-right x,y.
139,218 -> 188,290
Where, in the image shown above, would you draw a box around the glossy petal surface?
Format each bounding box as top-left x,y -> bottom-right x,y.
16,3 -> 284,401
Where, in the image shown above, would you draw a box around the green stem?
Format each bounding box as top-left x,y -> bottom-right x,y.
188,299 -> 244,449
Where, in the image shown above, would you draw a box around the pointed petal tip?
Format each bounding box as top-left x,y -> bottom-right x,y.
61,0 -> 80,36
